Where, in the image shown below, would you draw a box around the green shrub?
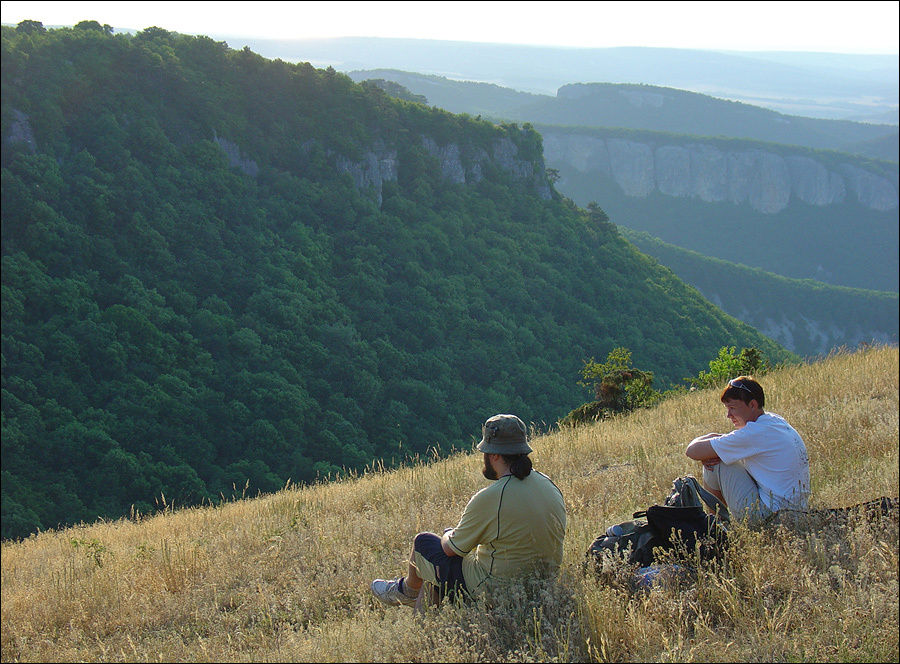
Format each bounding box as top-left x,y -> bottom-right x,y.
686,346 -> 769,390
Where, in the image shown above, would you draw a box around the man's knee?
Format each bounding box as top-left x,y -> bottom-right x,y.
706,464 -> 768,522
414,532 -> 440,551
702,464 -> 722,492
706,461 -> 753,486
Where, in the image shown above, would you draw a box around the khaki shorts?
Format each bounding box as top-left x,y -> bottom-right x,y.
411,532 -> 467,601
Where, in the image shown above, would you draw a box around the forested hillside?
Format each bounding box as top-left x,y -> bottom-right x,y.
349,71 -> 899,293
1,22 -> 791,540
516,83 -> 898,156
620,228 -> 899,356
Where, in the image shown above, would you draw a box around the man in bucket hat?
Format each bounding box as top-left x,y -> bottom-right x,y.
371,414 -> 566,611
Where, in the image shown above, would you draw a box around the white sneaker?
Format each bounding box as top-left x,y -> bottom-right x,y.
371,577 -> 417,607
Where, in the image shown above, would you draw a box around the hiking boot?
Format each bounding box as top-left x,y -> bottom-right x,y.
371,577 -> 417,607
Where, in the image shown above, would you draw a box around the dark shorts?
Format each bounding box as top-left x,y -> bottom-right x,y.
413,532 -> 468,601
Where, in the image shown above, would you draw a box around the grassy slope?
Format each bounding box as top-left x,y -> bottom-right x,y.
1,345 -> 897,662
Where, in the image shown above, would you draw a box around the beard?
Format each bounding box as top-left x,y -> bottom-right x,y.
482,453 -> 498,480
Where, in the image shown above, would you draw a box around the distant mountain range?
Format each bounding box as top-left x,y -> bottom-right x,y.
348,70 -> 899,161
219,37 -> 898,124
3,28 -> 894,122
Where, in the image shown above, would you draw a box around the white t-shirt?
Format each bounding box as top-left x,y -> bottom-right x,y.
710,412 -> 810,511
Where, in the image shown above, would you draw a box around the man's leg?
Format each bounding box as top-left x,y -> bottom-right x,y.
371,532 -> 465,609
410,532 -> 466,604
371,533 -> 432,607
402,553 -> 435,616
703,462 -> 772,525
705,484 -> 726,505
404,541 -> 424,594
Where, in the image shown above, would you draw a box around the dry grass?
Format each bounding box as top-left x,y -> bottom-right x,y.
2,345 -> 897,662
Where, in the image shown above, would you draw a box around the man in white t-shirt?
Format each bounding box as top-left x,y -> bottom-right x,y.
370,414 -> 567,611
685,376 -> 810,525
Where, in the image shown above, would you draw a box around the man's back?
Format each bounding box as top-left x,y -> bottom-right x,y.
448,470 -> 566,592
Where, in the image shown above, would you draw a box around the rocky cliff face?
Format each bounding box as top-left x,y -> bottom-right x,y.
334,135 -> 552,206
6,109 -> 38,154
331,139 -> 399,207
213,134 -> 260,178
542,130 -> 898,213
210,132 -> 552,207
5,110 -> 549,209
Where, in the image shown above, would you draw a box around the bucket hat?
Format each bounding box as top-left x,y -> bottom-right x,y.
476,414 -> 532,455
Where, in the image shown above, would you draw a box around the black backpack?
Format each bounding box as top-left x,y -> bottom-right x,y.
586,475 -> 729,571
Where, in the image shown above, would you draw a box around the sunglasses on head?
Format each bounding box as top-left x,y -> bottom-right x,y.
728,379 -> 754,395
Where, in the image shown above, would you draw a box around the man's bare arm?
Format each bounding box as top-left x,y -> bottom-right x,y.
686,434 -> 723,467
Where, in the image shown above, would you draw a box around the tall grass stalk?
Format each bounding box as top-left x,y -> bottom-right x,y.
2,345 -> 897,662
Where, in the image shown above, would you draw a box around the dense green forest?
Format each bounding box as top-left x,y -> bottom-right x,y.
1,22 -> 792,540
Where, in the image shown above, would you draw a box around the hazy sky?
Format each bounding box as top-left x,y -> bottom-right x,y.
1,1 -> 898,54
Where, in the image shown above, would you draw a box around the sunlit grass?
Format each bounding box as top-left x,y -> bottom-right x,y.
2,345 -> 897,662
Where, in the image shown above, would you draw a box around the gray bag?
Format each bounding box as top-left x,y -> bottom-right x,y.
665,475 -> 730,522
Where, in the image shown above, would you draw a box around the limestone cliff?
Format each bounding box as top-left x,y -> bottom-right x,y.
5,109 -> 37,154
4,112 -> 547,211
213,134 -> 260,178
334,134 -> 552,206
541,129 -> 898,213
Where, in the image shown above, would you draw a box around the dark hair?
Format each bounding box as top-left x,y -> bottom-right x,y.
501,453 -> 532,479
720,375 -> 765,408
